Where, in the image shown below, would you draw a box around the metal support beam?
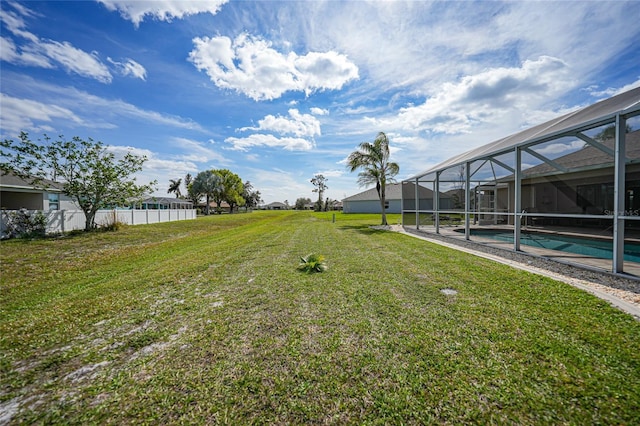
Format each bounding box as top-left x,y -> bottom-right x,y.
470,159 -> 487,179
613,115 -> 626,273
435,172 -> 440,234
415,178 -> 419,230
575,132 -> 615,157
514,147 -> 522,251
490,158 -> 515,174
523,147 -> 568,173
465,161 -> 471,240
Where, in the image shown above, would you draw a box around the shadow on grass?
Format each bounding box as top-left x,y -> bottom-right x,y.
338,224 -> 390,235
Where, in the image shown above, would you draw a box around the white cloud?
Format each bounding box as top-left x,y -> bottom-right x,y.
189,33 -> 359,101
243,167 -> 311,203
316,169 -> 343,178
0,93 -> 85,134
225,134 -> 314,151
37,40 -> 112,83
311,107 -> 329,116
534,140 -> 585,156
98,0 -> 229,26
0,36 -> 53,68
586,78 -> 640,99
0,74 -> 203,134
274,0 -> 639,105
239,109 -> 321,138
370,56 -> 571,135
106,145 -> 199,193
0,4 -> 38,42
108,58 -> 147,80
171,137 -> 229,164
1,2 -> 113,83
229,108 -> 321,151
2,37 -> 112,83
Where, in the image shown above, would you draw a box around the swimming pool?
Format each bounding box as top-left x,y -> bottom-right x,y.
461,229 -> 640,263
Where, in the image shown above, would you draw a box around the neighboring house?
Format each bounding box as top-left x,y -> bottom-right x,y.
0,172 -> 78,211
265,202 -> 287,210
196,201 -> 231,213
329,200 -> 343,211
343,183 -> 453,214
210,201 -> 231,213
136,196 -> 193,210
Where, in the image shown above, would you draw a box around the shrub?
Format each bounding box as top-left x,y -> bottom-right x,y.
297,254 -> 327,274
2,208 -> 47,239
99,211 -> 127,232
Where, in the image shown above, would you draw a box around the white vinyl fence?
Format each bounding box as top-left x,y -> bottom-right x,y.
1,209 -> 197,236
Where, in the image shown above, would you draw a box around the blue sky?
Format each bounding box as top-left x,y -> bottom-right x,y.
1,0 -> 639,204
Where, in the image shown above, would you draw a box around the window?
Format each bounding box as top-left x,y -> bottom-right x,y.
48,193 -> 59,210
384,201 -> 390,210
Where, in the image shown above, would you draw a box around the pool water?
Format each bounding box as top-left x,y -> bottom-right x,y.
464,229 -> 640,263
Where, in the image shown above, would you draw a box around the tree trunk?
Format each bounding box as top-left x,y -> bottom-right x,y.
380,196 -> 388,225
205,194 -> 210,215
84,209 -> 97,231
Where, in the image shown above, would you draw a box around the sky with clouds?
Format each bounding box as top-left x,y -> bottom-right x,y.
1,0 -> 639,204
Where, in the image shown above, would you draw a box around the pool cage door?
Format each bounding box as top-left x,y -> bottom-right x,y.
477,185 -> 496,225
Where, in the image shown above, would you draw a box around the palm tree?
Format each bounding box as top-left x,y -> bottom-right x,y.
167,178 -> 182,198
347,132 -> 399,225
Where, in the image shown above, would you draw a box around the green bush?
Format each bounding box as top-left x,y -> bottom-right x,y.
2,209 -> 47,239
297,253 -> 327,274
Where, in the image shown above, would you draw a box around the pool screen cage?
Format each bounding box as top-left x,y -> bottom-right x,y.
402,87 -> 640,276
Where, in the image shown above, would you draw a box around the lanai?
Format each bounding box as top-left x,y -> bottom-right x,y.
402,87 -> 640,276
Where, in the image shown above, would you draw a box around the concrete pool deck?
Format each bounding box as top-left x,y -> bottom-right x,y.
390,225 -> 640,320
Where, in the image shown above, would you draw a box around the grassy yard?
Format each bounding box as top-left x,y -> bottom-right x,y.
1,211 -> 639,424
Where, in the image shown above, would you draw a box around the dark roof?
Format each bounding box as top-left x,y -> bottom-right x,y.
522,130 -> 640,177
0,171 -> 63,191
406,87 -> 640,180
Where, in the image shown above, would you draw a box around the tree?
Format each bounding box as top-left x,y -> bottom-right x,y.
191,170 -> 221,215
167,178 -> 182,198
594,123 -> 632,142
213,169 -> 244,213
242,181 -> 262,211
347,131 -> 400,225
310,174 -> 328,212
184,173 -> 201,207
1,132 -> 156,231
295,197 -> 312,210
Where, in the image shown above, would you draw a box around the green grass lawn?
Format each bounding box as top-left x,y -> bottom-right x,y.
1,210 -> 639,424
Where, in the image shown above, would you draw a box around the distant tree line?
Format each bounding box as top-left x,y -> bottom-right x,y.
167,169 -> 262,215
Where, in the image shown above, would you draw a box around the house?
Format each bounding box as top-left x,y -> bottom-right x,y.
210,201 -> 232,213
329,200 -> 343,211
135,196 -> 193,210
0,172 -> 78,211
343,182 -> 452,214
194,200 -> 232,213
265,201 -> 288,210
491,129 -> 640,225
401,86 -> 640,275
